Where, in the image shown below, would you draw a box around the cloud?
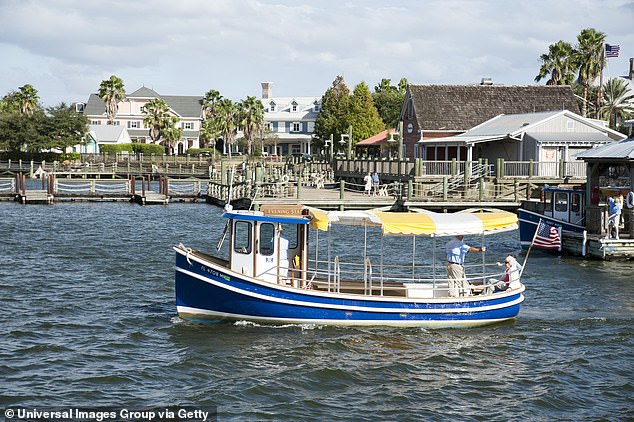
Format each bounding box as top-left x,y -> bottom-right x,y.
0,0 -> 632,106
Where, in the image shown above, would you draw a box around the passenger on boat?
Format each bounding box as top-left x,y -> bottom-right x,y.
493,255 -> 523,292
445,235 -> 486,297
608,196 -> 622,239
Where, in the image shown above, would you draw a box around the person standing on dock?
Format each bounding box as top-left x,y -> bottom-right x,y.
445,235 -> 486,297
371,172 -> 380,196
364,172 -> 372,196
608,196 -> 622,239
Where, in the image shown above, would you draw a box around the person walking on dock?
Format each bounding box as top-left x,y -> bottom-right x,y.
445,235 -> 486,297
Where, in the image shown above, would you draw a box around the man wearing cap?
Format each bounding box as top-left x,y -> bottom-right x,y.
445,235 -> 486,297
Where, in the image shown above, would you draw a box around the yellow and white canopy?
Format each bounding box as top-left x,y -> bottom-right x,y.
307,207 -> 518,237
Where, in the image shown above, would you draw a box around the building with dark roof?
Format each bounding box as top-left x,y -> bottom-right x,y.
82,87 -> 203,154
400,83 -> 580,160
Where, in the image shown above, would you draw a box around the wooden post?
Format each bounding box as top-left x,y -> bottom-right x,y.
142,176 -> 146,197
443,176 -> 448,201
339,180 -> 345,200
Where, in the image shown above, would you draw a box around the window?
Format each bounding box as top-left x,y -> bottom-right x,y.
91,120 -> 101,125
269,102 -> 276,112
182,122 -> 194,130
234,221 -> 252,254
555,192 -> 568,212
571,193 -> 581,213
543,191 -> 553,213
314,103 -> 320,112
566,120 -> 574,130
127,121 -> 140,128
291,102 -> 298,112
265,122 -> 273,131
291,122 -> 301,132
259,223 -> 275,256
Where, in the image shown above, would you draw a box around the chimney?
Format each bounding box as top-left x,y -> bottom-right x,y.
630,58 -> 634,80
480,78 -> 493,86
261,82 -> 272,99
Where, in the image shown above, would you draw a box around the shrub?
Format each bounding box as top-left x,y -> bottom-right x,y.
99,144 -> 134,154
131,143 -> 164,155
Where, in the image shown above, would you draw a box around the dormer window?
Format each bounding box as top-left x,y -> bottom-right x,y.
291,101 -> 298,112
314,102 -> 320,112
269,101 -> 276,112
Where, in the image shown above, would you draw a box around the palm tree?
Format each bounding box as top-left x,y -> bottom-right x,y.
576,28 -> 606,117
143,98 -> 171,149
216,98 -> 239,159
17,84 -> 40,116
162,116 -> 183,155
598,78 -> 634,129
98,75 -> 125,124
238,96 -> 264,156
200,89 -> 223,153
535,40 -> 576,86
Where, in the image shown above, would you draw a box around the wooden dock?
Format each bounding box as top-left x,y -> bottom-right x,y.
16,190 -> 54,205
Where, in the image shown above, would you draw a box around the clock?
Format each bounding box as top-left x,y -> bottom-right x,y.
407,122 -> 413,134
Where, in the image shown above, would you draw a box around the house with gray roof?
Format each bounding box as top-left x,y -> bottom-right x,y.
82,87 -> 203,154
425,110 -> 626,176
401,83 -> 580,160
260,82 -> 320,156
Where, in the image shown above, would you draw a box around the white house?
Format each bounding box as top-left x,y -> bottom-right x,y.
260,82 -> 320,156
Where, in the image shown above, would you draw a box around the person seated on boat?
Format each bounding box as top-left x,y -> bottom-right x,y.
492,255 -> 522,292
607,196 -> 622,239
445,235 -> 486,297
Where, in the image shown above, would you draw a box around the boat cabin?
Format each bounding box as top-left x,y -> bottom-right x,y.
225,205 -> 310,287
540,185 -> 585,226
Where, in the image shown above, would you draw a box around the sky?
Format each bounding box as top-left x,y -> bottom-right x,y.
1,0 -> 632,107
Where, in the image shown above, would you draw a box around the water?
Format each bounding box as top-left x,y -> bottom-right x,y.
1,202 -> 632,421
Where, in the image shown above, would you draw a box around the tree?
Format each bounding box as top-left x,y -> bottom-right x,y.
45,103 -> 89,151
238,96 -> 264,156
1,90 -> 22,114
314,75 -> 351,150
98,75 -> 125,124
598,78 -> 634,129
143,98 -> 173,152
16,84 -> 40,117
162,116 -> 183,155
349,82 -> 385,145
0,111 -> 46,152
575,28 -> 606,117
200,89 -> 224,154
216,98 -> 239,159
372,77 -> 407,128
535,40 -> 576,86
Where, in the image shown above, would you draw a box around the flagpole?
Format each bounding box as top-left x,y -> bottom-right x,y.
597,42 -> 605,113
519,218 -> 543,279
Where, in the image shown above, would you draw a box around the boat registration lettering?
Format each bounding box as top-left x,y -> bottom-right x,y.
200,265 -> 221,278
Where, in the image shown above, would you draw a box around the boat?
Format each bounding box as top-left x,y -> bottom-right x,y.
518,184 -> 586,248
174,205 -> 525,328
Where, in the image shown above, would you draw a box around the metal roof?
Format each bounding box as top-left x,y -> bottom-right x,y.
575,137 -> 634,160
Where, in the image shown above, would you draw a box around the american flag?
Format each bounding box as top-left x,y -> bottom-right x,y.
605,44 -> 620,58
533,220 -> 561,250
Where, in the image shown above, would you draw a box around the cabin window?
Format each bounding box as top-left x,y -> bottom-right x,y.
544,191 -> 553,213
234,221 -> 252,254
555,192 -> 568,212
571,193 -> 581,212
259,223 -> 275,256
284,224 -> 298,249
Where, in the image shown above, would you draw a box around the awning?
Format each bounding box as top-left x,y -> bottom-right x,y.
308,208 -> 518,236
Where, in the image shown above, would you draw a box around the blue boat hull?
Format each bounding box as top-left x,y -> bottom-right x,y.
174,248 -> 525,328
518,208 -> 586,247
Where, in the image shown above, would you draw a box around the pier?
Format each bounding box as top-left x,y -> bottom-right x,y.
0,155 -> 585,210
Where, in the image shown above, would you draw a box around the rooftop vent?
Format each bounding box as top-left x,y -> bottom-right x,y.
480,78 -> 493,85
